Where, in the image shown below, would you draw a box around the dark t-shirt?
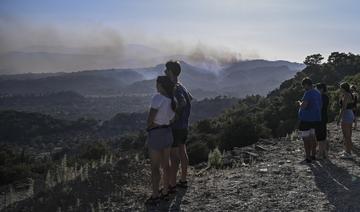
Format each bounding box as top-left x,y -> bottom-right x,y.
321,94 -> 329,123
172,83 -> 191,129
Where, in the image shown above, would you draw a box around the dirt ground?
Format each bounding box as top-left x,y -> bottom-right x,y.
5,122 -> 360,212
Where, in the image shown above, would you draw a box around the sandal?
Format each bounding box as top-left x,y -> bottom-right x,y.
176,180 -> 188,188
145,196 -> 160,206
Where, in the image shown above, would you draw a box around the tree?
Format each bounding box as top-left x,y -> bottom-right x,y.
327,52 -> 348,65
304,54 -> 324,66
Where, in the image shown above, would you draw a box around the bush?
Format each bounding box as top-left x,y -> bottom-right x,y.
80,142 -> 109,160
187,141 -> 209,165
196,119 -> 216,134
0,164 -> 32,185
208,148 -> 223,168
219,116 -> 261,151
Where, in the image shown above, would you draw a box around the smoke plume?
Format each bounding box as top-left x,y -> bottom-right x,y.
0,17 -> 257,74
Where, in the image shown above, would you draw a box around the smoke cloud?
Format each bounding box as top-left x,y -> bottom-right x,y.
0,17 -> 258,74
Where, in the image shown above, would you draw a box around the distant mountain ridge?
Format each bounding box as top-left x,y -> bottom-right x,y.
0,60 -> 304,98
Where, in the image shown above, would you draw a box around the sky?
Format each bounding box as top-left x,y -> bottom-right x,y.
1,0 -> 360,66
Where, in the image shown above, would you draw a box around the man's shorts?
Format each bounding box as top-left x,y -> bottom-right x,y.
171,129 -> 188,147
298,121 -> 319,139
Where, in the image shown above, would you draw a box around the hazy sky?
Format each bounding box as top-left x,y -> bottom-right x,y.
1,0 -> 360,63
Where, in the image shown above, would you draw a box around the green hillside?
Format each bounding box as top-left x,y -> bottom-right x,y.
187,52 -> 360,163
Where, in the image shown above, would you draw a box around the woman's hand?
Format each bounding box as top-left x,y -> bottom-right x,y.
147,122 -> 157,130
147,108 -> 158,130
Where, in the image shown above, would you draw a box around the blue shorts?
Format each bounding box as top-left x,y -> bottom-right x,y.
341,109 -> 355,124
147,127 -> 173,151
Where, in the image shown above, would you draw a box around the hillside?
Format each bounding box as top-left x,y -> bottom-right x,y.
3,122 -> 360,211
0,92 -> 239,124
198,52 -> 360,141
220,65 -> 294,96
0,91 -> 151,120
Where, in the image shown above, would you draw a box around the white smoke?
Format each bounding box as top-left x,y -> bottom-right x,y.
0,17 -> 258,74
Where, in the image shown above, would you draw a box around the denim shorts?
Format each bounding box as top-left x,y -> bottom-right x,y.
147,127 -> 173,151
341,109 -> 355,124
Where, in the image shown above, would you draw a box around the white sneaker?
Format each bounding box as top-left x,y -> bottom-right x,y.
340,152 -> 353,159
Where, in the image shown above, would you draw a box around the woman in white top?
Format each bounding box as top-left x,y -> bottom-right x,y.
145,76 -> 176,205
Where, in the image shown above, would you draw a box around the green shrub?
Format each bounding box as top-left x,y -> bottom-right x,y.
196,119 -> 215,134
208,147 -> 223,168
219,116 -> 262,150
187,141 -> 209,165
290,130 -> 299,141
0,163 -> 32,185
80,142 -> 109,160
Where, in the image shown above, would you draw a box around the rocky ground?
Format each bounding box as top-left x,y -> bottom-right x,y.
134,122 -> 360,212
3,122 -> 360,212
173,123 -> 360,212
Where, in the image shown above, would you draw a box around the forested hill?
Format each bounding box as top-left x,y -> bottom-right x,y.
264,52 -> 360,136
186,52 -> 360,163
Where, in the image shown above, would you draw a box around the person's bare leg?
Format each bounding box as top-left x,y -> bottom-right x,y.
341,123 -> 346,151
169,147 -> 180,186
324,136 -> 330,159
353,116 -> 357,129
318,141 -> 326,159
346,125 -> 353,153
342,123 -> 353,154
161,148 -> 171,194
302,135 -> 311,160
317,141 -> 322,159
149,150 -> 161,198
179,144 -> 189,182
325,139 -> 329,158
310,134 -> 317,158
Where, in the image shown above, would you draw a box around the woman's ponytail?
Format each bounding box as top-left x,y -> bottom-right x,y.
156,76 -> 177,112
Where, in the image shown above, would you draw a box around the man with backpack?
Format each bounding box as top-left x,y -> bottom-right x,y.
164,61 -> 193,193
